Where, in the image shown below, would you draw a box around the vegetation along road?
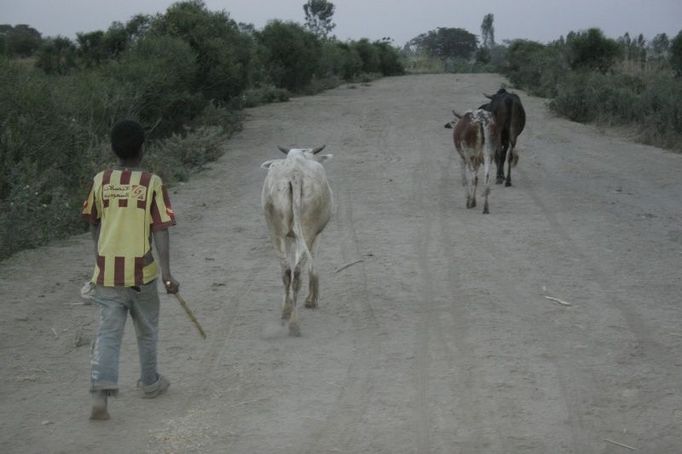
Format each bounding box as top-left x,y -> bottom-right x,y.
1,73 -> 681,453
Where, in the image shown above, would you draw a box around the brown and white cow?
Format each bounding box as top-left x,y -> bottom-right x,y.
444,109 -> 497,214
260,145 -> 333,336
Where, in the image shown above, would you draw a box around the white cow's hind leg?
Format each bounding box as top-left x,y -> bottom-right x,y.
288,265 -> 303,336
280,260 -> 293,322
305,236 -> 320,309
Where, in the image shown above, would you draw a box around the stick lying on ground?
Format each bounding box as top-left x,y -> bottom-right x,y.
544,295 -> 572,307
335,259 -> 364,273
172,293 -> 207,339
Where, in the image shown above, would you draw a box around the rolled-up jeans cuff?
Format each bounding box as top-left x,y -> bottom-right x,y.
90,381 -> 119,396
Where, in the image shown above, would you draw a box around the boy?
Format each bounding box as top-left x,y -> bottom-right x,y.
81,119 -> 180,420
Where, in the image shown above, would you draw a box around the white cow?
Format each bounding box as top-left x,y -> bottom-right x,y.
260,145 -> 333,336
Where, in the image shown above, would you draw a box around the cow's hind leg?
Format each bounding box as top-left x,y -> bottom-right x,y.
466,164 -> 477,208
505,147 -> 513,187
495,146 -> 506,184
482,153 -> 492,214
280,262 -> 293,322
305,236 -> 321,309
288,266 -> 303,336
496,136 -> 509,184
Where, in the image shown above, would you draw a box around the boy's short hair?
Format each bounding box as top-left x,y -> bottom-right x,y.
111,120 -> 145,159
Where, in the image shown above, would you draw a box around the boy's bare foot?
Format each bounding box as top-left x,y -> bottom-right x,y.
90,391 -> 110,420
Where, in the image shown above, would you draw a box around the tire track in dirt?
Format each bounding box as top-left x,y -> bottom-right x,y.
436,179 -> 589,452
423,130 -> 580,452
300,180 -> 382,453
517,165 -> 682,386
412,160 -> 434,454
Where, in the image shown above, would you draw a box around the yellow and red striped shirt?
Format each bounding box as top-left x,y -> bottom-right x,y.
81,168 -> 176,287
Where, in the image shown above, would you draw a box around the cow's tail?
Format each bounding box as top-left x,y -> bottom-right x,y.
290,176 -> 312,274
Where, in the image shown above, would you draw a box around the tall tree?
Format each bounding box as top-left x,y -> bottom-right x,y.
303,0 -> 335,39
651,33 -> 669,57
670,30 -> 682,76
3,24 -> 42,57
35,36 -> 77,74
409,27 -> 477,60
567,28 -> 620,73
480,13 -> 495,48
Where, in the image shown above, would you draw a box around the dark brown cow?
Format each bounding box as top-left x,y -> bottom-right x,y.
444,109 -> 497,214
479,88 -> 526,186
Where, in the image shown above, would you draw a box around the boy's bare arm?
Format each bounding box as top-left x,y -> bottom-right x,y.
153,229 -> 180,294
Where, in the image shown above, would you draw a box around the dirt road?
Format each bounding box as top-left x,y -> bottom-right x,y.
2,74 -> 682,453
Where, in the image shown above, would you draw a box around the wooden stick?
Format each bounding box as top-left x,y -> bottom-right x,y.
544,295 -> 572,307
604,439 -> 636,450
173,293 -> 207,339
335,259 -> 364,273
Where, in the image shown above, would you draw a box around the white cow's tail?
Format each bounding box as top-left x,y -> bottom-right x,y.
290,176 -> 312,272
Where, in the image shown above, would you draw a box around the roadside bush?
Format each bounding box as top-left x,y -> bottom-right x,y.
257,20 -> 321,92
374,40 -> 405,76
110,34 -> 204,137
35,36 -> 78,75
670,30 -> 682,76
566,28 -> 620,73
550,69 -> 682,149
504,39 -> 547,91
239,86 -> 290,108
143,125 -> 227,184
152,0 -> 256,102
352,39 -> 381,74
0,60 -> 126,258
319,41 -> 362,80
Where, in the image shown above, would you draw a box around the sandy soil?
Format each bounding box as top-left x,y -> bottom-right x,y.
2,74 -> 682,454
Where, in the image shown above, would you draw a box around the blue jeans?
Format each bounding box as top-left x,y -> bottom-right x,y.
90,281 -> 160,393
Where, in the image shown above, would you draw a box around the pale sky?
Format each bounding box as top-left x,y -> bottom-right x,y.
1,0 -> 680,46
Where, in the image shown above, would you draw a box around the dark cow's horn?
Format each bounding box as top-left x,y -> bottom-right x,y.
452,110 -> 462,119
483,92 -> 493,99
277,145 -> 290,154
311,145 -> 326,154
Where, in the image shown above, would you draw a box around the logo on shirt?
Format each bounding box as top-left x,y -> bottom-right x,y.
131,185 -> 146,201
103,184 -> 147,202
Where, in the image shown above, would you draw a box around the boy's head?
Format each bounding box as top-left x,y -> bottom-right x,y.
111,120 -> 145,160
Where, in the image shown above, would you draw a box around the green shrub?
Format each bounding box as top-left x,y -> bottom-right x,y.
110,34 -> 204,137
257,20 -> 321,92
239,85 -> 290,108
566,28 -> 620,73
670,30 -> 682,76
504,39 -> 547,91
144,126 -> 227,183
319,41 -> 362,80
352,39 -> 381,74
549,69 -> 682,150
152,0 -> 256,102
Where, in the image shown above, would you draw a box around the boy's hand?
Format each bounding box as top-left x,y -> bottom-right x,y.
163,276 -> 180,294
